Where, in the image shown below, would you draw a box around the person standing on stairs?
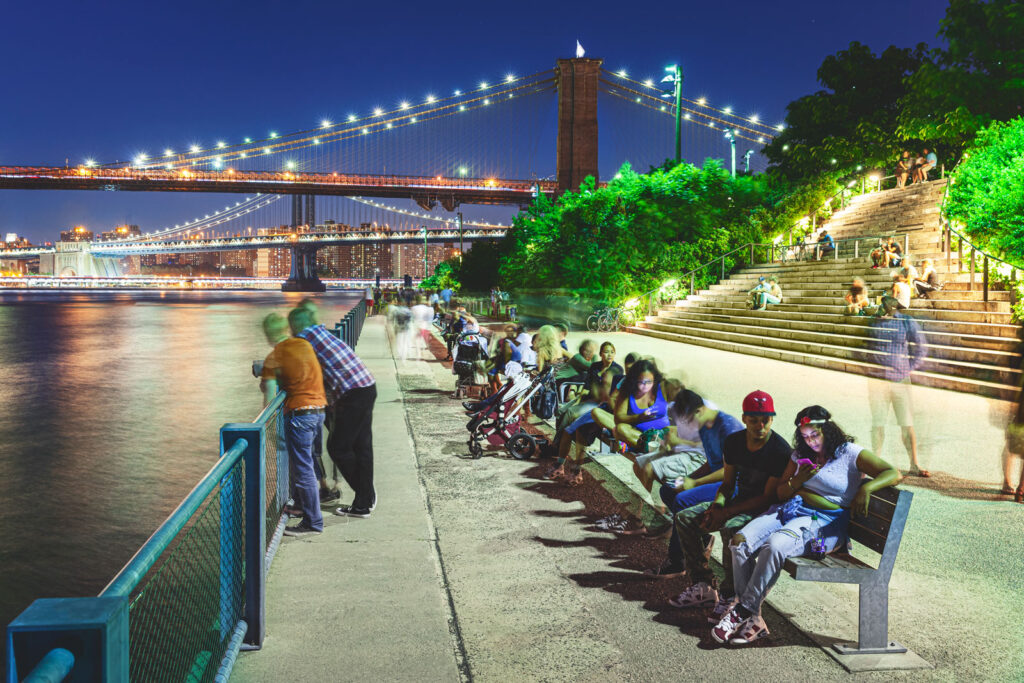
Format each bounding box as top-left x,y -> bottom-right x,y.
867,296 -> 930,478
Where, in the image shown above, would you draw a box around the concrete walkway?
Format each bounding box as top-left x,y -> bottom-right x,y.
233,320 -> 1024,681
232,317 -> 463,682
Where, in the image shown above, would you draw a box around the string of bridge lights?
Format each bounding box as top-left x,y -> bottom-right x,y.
144,194 -> 279,240
79,69 -> 555,171
347,197 -> 510,229
605,68 -> 784,137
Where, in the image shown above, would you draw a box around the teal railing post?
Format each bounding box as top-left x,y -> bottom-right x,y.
220,424 -> 266,648
6,596 -> 128,682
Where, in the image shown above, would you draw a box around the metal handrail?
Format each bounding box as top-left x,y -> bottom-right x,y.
100,438 -> 249,597
939,175 -> 1021,302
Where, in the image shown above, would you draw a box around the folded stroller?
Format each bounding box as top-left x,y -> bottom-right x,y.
465,367 -> 552,459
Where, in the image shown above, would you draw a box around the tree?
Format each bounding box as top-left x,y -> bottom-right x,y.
944,117 -> 1024,263
763,41 -> 928,182
899,0 -> 1024,155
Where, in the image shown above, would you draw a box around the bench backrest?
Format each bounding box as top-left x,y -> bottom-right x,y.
848,486 -> 913,580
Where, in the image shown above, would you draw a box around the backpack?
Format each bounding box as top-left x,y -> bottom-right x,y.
531,384 -> 558,420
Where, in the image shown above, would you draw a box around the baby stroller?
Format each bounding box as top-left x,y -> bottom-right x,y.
452,330 -> 489,399
465,366 -> 552,459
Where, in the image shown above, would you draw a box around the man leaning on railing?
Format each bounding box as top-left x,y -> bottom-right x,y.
260,312 -> 327,537
293,301 -> 378,519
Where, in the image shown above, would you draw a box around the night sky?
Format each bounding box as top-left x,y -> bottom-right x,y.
0,0 -> 948,244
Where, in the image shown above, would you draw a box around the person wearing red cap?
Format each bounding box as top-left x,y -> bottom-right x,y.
667,390 -> 791,624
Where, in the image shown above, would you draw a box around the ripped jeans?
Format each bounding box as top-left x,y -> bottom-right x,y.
731,496 -> 849,615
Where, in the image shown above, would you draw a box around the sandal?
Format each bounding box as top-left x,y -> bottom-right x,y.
1016,488 -> 1024,504
1001,485 -> 1016,496
545,465 -> 568,480
906,468 -> 931,478
568,467 -> 585,487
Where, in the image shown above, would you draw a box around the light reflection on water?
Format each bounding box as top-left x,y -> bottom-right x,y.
0,289 -> 360,632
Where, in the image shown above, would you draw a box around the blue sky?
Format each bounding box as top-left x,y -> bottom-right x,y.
0,0 -> 948,243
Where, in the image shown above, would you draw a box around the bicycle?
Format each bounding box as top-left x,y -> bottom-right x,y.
587,306 -> 637,332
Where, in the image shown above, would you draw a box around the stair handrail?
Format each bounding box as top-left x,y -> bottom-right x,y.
631,241 -> 775,316
939,176 -> 1022,303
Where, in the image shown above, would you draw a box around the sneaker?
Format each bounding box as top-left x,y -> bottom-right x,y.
334,505 -> 371,519
644,558 -> 685,579
283,522 -> 322,537
668,582 -> 718,608
730,614 -> 770,644
369,488 -> 378,512
711,607 -> 746,644
707,595 -> 738,624
319,489 -> 341,504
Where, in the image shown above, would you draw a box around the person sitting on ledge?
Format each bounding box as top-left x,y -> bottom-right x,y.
895,150 -> 912,189
816,230 -> 835,260
845,278 -> 873,315
913,258 -> 941,299
613,359 -> 673,455
711,406 -> 900,645
753,276 -> 782,311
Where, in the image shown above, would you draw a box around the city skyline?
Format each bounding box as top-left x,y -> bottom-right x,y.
0,0 -> 947,244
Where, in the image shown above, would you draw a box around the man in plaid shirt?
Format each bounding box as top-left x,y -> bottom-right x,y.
292,303 -> 378,518
868,295 -> 929,477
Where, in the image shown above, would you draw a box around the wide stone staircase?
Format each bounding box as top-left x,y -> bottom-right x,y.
632,179 -> 1023,401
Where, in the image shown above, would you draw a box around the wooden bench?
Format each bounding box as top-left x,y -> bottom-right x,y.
783,486 -> 913,656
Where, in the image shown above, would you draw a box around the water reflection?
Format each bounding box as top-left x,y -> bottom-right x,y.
0,290 -> 360,633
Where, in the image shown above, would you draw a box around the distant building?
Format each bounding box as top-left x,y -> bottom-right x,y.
59,226 -> 93,242
98,224 -> 142,241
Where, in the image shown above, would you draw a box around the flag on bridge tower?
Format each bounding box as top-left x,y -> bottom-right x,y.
576,40 -> 585,58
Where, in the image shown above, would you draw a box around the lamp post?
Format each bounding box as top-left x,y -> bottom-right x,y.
422,226 -> 428,280
661,65 -> 684,163
457,211 -> 463,257
743,149 -> 754,174
723,129 -> 737,178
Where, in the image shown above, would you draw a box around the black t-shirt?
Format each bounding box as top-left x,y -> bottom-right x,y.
722,430 -> 792,502
585,361 -> 623,388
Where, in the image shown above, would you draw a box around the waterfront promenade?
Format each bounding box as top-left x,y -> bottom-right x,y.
233,318 -> 1023,681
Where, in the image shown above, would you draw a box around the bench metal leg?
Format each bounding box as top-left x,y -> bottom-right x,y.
832,582 -> 907,656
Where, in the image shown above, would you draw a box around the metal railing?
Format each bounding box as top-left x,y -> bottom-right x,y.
938,179 -> 1021,303
8,305 -> 369,683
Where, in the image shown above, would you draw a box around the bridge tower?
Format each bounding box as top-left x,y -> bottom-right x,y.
555,57 -> 602,193
282,194 -> 326,292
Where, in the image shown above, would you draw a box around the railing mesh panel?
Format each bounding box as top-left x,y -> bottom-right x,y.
127,461 -> 245,683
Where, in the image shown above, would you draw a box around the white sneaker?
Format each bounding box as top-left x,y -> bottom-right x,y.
707,595 -> 738,624
668,582 -> 718,608
730,614 -> 770,644
711,607 -> 745,644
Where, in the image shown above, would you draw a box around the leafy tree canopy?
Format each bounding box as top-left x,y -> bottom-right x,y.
944,117 -> 1024,263
497,160 -> 772,302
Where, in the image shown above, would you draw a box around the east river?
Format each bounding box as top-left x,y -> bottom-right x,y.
0,289 -> 362,636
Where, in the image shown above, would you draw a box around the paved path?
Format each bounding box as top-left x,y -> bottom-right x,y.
232,318 -> 462,683
234,319 -> 1024,681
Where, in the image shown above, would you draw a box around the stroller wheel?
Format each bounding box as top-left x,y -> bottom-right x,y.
468,437 -> 483,459
507,431 -> 538,460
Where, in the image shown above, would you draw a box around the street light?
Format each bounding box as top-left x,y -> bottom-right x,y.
743,149 -> 754,174
723,129 -> 737,178
661,65 -> 684,163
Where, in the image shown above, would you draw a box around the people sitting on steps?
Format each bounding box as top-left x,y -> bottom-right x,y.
913,258 -> 941,299
815,229 -> 835,260
752,276 -> 782,311
844,277 -> 876,316
883,236 -> 903,268
912,148 -> 938,184
891,271 -> 912,310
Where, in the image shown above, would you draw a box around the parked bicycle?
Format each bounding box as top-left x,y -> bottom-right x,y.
586,306 -> 637,332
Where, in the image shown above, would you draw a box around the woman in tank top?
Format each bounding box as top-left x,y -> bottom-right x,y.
613,359 -> 672,454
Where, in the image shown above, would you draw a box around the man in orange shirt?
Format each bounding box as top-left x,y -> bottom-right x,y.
261,313 -> 327,537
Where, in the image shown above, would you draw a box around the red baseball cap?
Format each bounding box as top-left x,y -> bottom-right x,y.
742,390 -> 776,416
